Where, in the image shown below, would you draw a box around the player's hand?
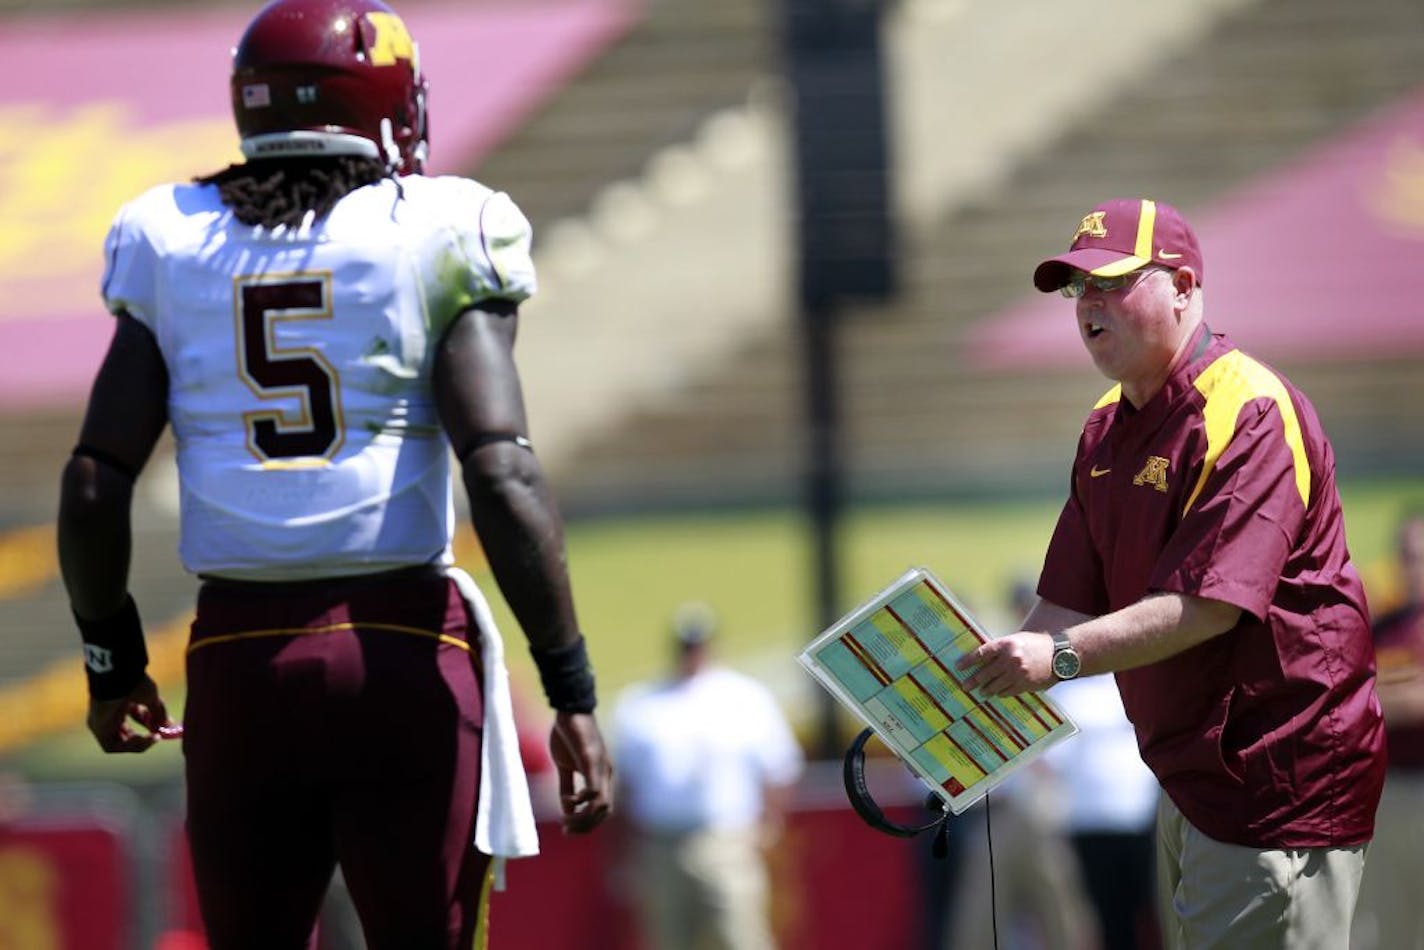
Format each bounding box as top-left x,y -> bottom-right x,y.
549,710 -> 614,834
957,633 -> 1055,697
87,675 -> 182,753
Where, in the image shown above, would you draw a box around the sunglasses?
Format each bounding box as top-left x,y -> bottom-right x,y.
1059,267 -> 1169,299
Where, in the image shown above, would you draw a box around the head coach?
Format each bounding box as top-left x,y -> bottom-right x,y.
958,198 -> 1385,950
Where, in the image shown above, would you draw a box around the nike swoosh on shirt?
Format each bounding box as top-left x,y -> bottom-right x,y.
1089,466 -> 1112,477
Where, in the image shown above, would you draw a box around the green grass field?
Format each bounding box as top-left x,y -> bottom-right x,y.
545,477 -> 1424,699
14,477 -> 1424,784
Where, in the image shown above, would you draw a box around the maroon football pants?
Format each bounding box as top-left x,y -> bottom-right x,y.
181,567 -> 490,949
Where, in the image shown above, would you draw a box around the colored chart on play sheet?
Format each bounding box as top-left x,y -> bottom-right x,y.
799,567 -> 1077,815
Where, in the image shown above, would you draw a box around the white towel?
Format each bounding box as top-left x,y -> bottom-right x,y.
447,567 -> 541,888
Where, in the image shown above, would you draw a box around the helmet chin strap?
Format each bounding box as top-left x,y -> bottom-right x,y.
379,118 -> 403,172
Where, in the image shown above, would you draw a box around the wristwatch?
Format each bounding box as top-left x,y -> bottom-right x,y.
1050,631 -> 1081,680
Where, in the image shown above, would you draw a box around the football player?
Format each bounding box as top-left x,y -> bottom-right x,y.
56,0 -> 613,945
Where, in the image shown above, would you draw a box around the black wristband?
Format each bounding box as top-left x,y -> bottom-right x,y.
74,595 -> 149,701
530,635 -> 597,713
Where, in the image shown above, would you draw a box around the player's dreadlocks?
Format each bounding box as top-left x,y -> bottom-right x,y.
195,156 -> 391,229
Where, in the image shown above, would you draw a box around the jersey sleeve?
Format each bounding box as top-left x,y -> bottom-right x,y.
473,191 -> 536,302
1150,397 -> 1309,619
99,198 -> 159,330
447,188 -> 535,308
424,185 -> 537,340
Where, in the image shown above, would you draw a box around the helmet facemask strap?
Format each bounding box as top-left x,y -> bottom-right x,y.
379,118 -> 403,174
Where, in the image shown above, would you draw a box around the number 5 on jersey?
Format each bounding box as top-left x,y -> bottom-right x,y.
236,274 -> 345,463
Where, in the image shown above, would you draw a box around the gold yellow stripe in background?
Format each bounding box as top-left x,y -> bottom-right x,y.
0,612 -> 192,755
0,522 -> 189,753
0,523 -> 490,754
0,524 -> 57,600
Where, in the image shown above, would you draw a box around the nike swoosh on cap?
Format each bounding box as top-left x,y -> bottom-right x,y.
1158,249 -> 1183,259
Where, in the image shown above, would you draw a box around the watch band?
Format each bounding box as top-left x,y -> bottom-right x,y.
1050,630 -> 1081,680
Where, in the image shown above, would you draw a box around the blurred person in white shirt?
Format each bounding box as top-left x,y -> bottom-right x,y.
612,602 -> 804,950
1045,673 -> 1161,950
943,582 -> 1097,950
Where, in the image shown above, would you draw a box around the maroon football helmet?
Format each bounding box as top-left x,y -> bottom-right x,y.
230,0 -> 429,174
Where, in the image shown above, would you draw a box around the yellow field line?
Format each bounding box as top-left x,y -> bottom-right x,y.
0,524 -> 57,600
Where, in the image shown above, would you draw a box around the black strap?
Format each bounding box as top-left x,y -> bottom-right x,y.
843,727 -> 952,855
72,443 -> 139,481
455,432 -> 532,468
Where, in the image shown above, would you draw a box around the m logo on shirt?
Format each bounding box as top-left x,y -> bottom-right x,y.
1133,456 -> 1171,493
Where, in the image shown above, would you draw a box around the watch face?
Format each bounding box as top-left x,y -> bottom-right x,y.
1052,649 -> 1081,679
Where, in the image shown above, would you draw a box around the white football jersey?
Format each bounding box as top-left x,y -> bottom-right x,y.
100,175 -> 537,580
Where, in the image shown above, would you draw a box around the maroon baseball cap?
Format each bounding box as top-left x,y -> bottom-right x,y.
1033,198 -> 1203,292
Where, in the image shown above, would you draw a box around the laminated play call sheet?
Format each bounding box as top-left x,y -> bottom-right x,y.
799,567 -> 1077,814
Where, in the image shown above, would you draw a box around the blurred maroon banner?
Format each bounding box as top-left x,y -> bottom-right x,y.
968,83 -> 1424,368
0,821 -> 129,949
159,801 -> 934,949
0,0 -> 635,413
490,805 -> 929,950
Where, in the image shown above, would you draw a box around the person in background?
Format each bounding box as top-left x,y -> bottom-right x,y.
612,602 -> 804,950
1044,661 -> 1161,950
54,0 -> 612,945
1352,510 -> 1424,950
941,581 -> 1097,950
960,197 -> 1385,949
1016,560 -> 1161,950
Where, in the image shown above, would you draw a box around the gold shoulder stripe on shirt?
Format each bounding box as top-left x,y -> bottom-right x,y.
1093,384 -> 1122,410
1185,351 -> 1309,515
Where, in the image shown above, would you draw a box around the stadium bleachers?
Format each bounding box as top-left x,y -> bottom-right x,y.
2,0 -> 1422,704
3,0 -> 1424,943
535,0 -> 1424,511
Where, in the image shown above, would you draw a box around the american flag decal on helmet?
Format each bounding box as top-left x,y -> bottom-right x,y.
242,84 -> 271,109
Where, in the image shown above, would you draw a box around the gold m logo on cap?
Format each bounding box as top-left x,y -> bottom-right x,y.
1074,212 -> 1108,241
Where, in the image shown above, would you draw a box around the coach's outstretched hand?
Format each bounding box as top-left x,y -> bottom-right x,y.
87,674 -> 181,754
550,711 -> 614,834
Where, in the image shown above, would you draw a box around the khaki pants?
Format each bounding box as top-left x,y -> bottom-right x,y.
1156,795 -> 1366,950
1351,770 -> 1424,950
633,826 -> 774,950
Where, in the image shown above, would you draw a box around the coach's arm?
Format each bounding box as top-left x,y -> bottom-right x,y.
959,592 -> 1241,696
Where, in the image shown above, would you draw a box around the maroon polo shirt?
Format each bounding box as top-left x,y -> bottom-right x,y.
1039,325 -> 1385,848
